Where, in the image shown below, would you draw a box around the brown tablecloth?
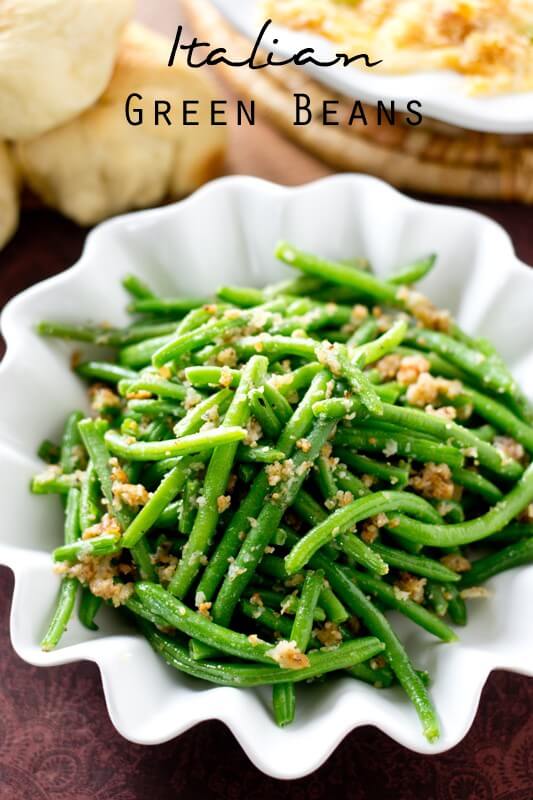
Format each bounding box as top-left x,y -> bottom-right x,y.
0,204 -> 532,798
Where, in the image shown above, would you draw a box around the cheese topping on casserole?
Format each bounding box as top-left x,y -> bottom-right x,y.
263,0 -> 533,95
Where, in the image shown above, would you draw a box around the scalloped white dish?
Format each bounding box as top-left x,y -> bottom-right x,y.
210,0 -> 533,134
1,175 -> 532,780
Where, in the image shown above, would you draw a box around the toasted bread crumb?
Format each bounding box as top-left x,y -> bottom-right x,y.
266,639 -> 310,670
410,462 -> 455,501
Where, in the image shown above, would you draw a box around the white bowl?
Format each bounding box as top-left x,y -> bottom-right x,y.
210,0 -> 533,134
1,175 -> 532,780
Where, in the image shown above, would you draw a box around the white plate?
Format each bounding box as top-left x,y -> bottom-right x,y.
209,0 -> 533,134
1,175 -> 532,780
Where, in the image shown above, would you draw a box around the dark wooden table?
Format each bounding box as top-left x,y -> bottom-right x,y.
0,3 -> 532,797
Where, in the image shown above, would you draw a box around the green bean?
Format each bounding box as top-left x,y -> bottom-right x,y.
78,588 -> 102,631
212,415 -> 336,626
321,399 -> 519,479
53,532 -> 121,562
487,523 -> 533,543
318,586 -> 349,624
179,475 -> 200,535
37,439 -> 60,464
60,411 -> 85,473
348,568 -> 457,642
263,383 -> 293,422
236,334 -> 316,362
120,334 -> 175,369
104,426 -> 246,462
327,343 -> 382,415
31,470 -> 82,495
404,328 -> 517,399
386,255 -> 436,286
136,583 -> 291,665
291,489 -> 328,526
451,468 -> 503,504
118,375 -> 186,401
78,419 -> 155,579
122,461 -> 193,548
445,585 -> 467,626
285,491 -> 441,575
249,389 -> 282,439
426,583 -> 449,618
240,600 -> 293,638
122,273 -> 156,300
271,363 -> 322,397
465,387 -> 533,453
334,428 -> 465,471
217,285 -> 266,306
174,390 -> 231,439
126,399 -> 184,419
346,661 -> 395,688
75,361 -> 138,384
460,538 -> 533,589
169,356 -> 268,598
184,365 -> 241,389
238,445 -> 286,464
195,474 -> 268,603
390,461 -> 533,547
128,297 -> 207,316
314,455 -> 339,502
275,242 -> 401,305
370,543 -> 460,583
338,533 -> 389,576
335,448 -> 409,489
347,318 -> 379,348
139,619 -> 385,687
472,425 -> 497,443
41,488 -> 81,650
79,462 -> 100,532
352,319 -> 408,368
275,592 -> 326,622
273,569 -> 324,727
311,556 -> 440,742
152,316 -> 245,368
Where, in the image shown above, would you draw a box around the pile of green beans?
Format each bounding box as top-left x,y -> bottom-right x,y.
33,242 -> 533,740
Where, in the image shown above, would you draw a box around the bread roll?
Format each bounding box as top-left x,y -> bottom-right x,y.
16,23 -> 227,225
0,142 -> 19,250
0,0 -> 133,140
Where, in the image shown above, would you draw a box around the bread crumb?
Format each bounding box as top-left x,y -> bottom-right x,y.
265,639 -> 310,670
425,404 -> 457,421
460,587 -> 491,599
314,622 -> 342,648
394,572 -> 427,604
244,418 -> 263,447
217,495 -> 231,513
197,601 -> 212,619
398,287 -> 451,332
406,373 -> 463,407
397,355 -> 431,386
219,365 -> 234,388
82,513 -> 121,541
266,459 -> 294,487
440,554 -> 471,573
55,554 -> 133,607
184,387 -> 202,410
89,384 -> 121,412
410,463 -> 455,501
216,347 -> 238,368
296,438 -> 312,453
316,341 -> 341,376
494,436 -> 524,463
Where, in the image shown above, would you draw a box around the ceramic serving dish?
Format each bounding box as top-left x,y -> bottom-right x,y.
1,174 -> 532,779
210,0 -> 533,134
